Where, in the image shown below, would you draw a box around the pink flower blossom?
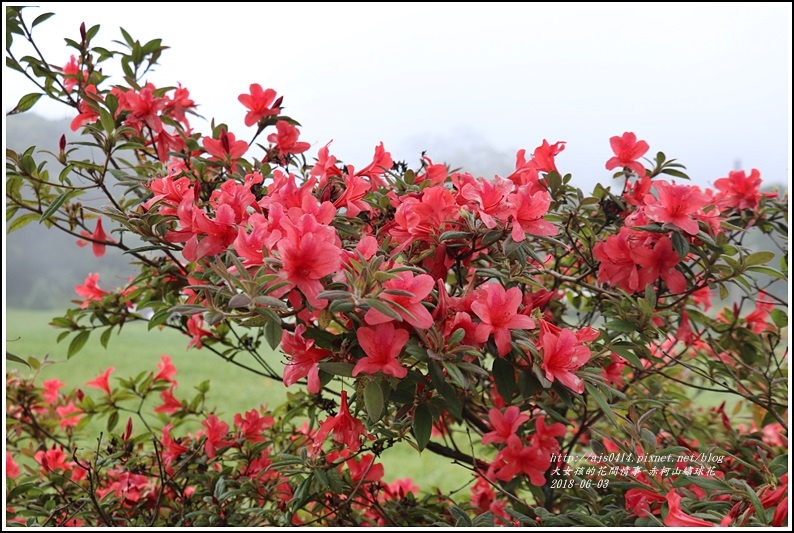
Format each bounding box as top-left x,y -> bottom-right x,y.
481,406 -> 530,445
354,323 -> 409,379
539,321 -> 590,394
605,132 -> 649,177
238,83 -> 280,127
85,366 -> 115,395
644,181 -> 710,236
313,390 -> 370,454
472,284 -> 535,357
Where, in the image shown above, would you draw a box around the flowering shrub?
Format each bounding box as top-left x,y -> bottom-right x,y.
5,7 -> 789,527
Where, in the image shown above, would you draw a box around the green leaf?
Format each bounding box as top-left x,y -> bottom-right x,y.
364,380 -> 384,422
318,362 -> 354,377
671,231 -> 689,259
39,190 -> 80,222
585,383 -> 617,426
99,326 -> 113,349
7,213 -> 39,233
604,319 -> 638,333
769,454 -> 788,476
747,265 -> 787,279
674,475 -> 728,491
644,284 -> 657,311
744,251 -> 775,267
7,92 -> 43,115
85,24 -> 100,42
119,26 -> 135,47
363,298 -> 403,322
444,362 -> 469,389
263,316 -> 282,350
31,12 -> 55,27
107,411 -> 119,432
427,361 -> 462,419
492,357 -> 516,402
413,404 -> 432,451
609,342 -> 644,369
99,108 -> 115,133
147,308 -> 172,330
228,293 -> 252,308
770,308 -> 787,329
252,295 -> 288,308
316,290 -> 351,301
446,327 -> 465,347
449,506 -> 473,527
5,352 -> 31,368
7,481 -> 38,500
67,330 -> 90,358
739,479 -> 766,521
660,168 -> 690,180
439,230 -> 471,241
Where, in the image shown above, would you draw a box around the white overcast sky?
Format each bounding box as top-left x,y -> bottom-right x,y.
3,2 -> 792,193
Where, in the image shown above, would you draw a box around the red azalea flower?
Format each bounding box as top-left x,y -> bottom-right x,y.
460,175 -> 513,229
200,414 -> 234,459
356,142 -> 393,189
282,325 -> 329,393
354,323 -> 409,379
62,55 -> 87,93
626,487 -> 666,517
164,83 -> 196,126
491,434 -> 549,485
155,387 -> 183,415
35,447 -> 71,472
123,83 -> 165,133
539,322 -> 590,394
714,168 -> 765,211
234,409 -> 274,443
186,315 -> 213,349
605,131 -> 649,177
312,390 -> 370,454
76,218 -> 114,257
772,496 -> 788,527
644,181 -> 710,236
6,452 -> 20,478
144,173 -> 194,214
160,424 -> 188,471
364,271 -> 435,329
154,354 -> 177,383
630,235 -> 686,294
592,228 -> 640,293
85,366 -> 115,395
238,83 -> 280,127
345,453 -> 385,483
267,120 -> 311,158
663,490 -> 715,527
508,186 -> 556,241
42,378 -> 66,404
181,203 -> 238,262
55,403 -> 83,429
334,172 -> 372,217
533,416 -> 567,453
70,84 -> 100,131
481,406 -> 530,445
472,283 -> 535,357
202,128 -> 249,170
532,139 -> 566,173
277,218 -> 342,309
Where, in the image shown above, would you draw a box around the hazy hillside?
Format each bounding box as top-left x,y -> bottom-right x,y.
5,113 -> 140,309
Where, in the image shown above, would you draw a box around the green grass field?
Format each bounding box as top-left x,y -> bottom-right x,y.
5,308 -> 473,493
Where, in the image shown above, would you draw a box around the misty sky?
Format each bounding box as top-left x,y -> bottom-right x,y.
4,2 -> 792,194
